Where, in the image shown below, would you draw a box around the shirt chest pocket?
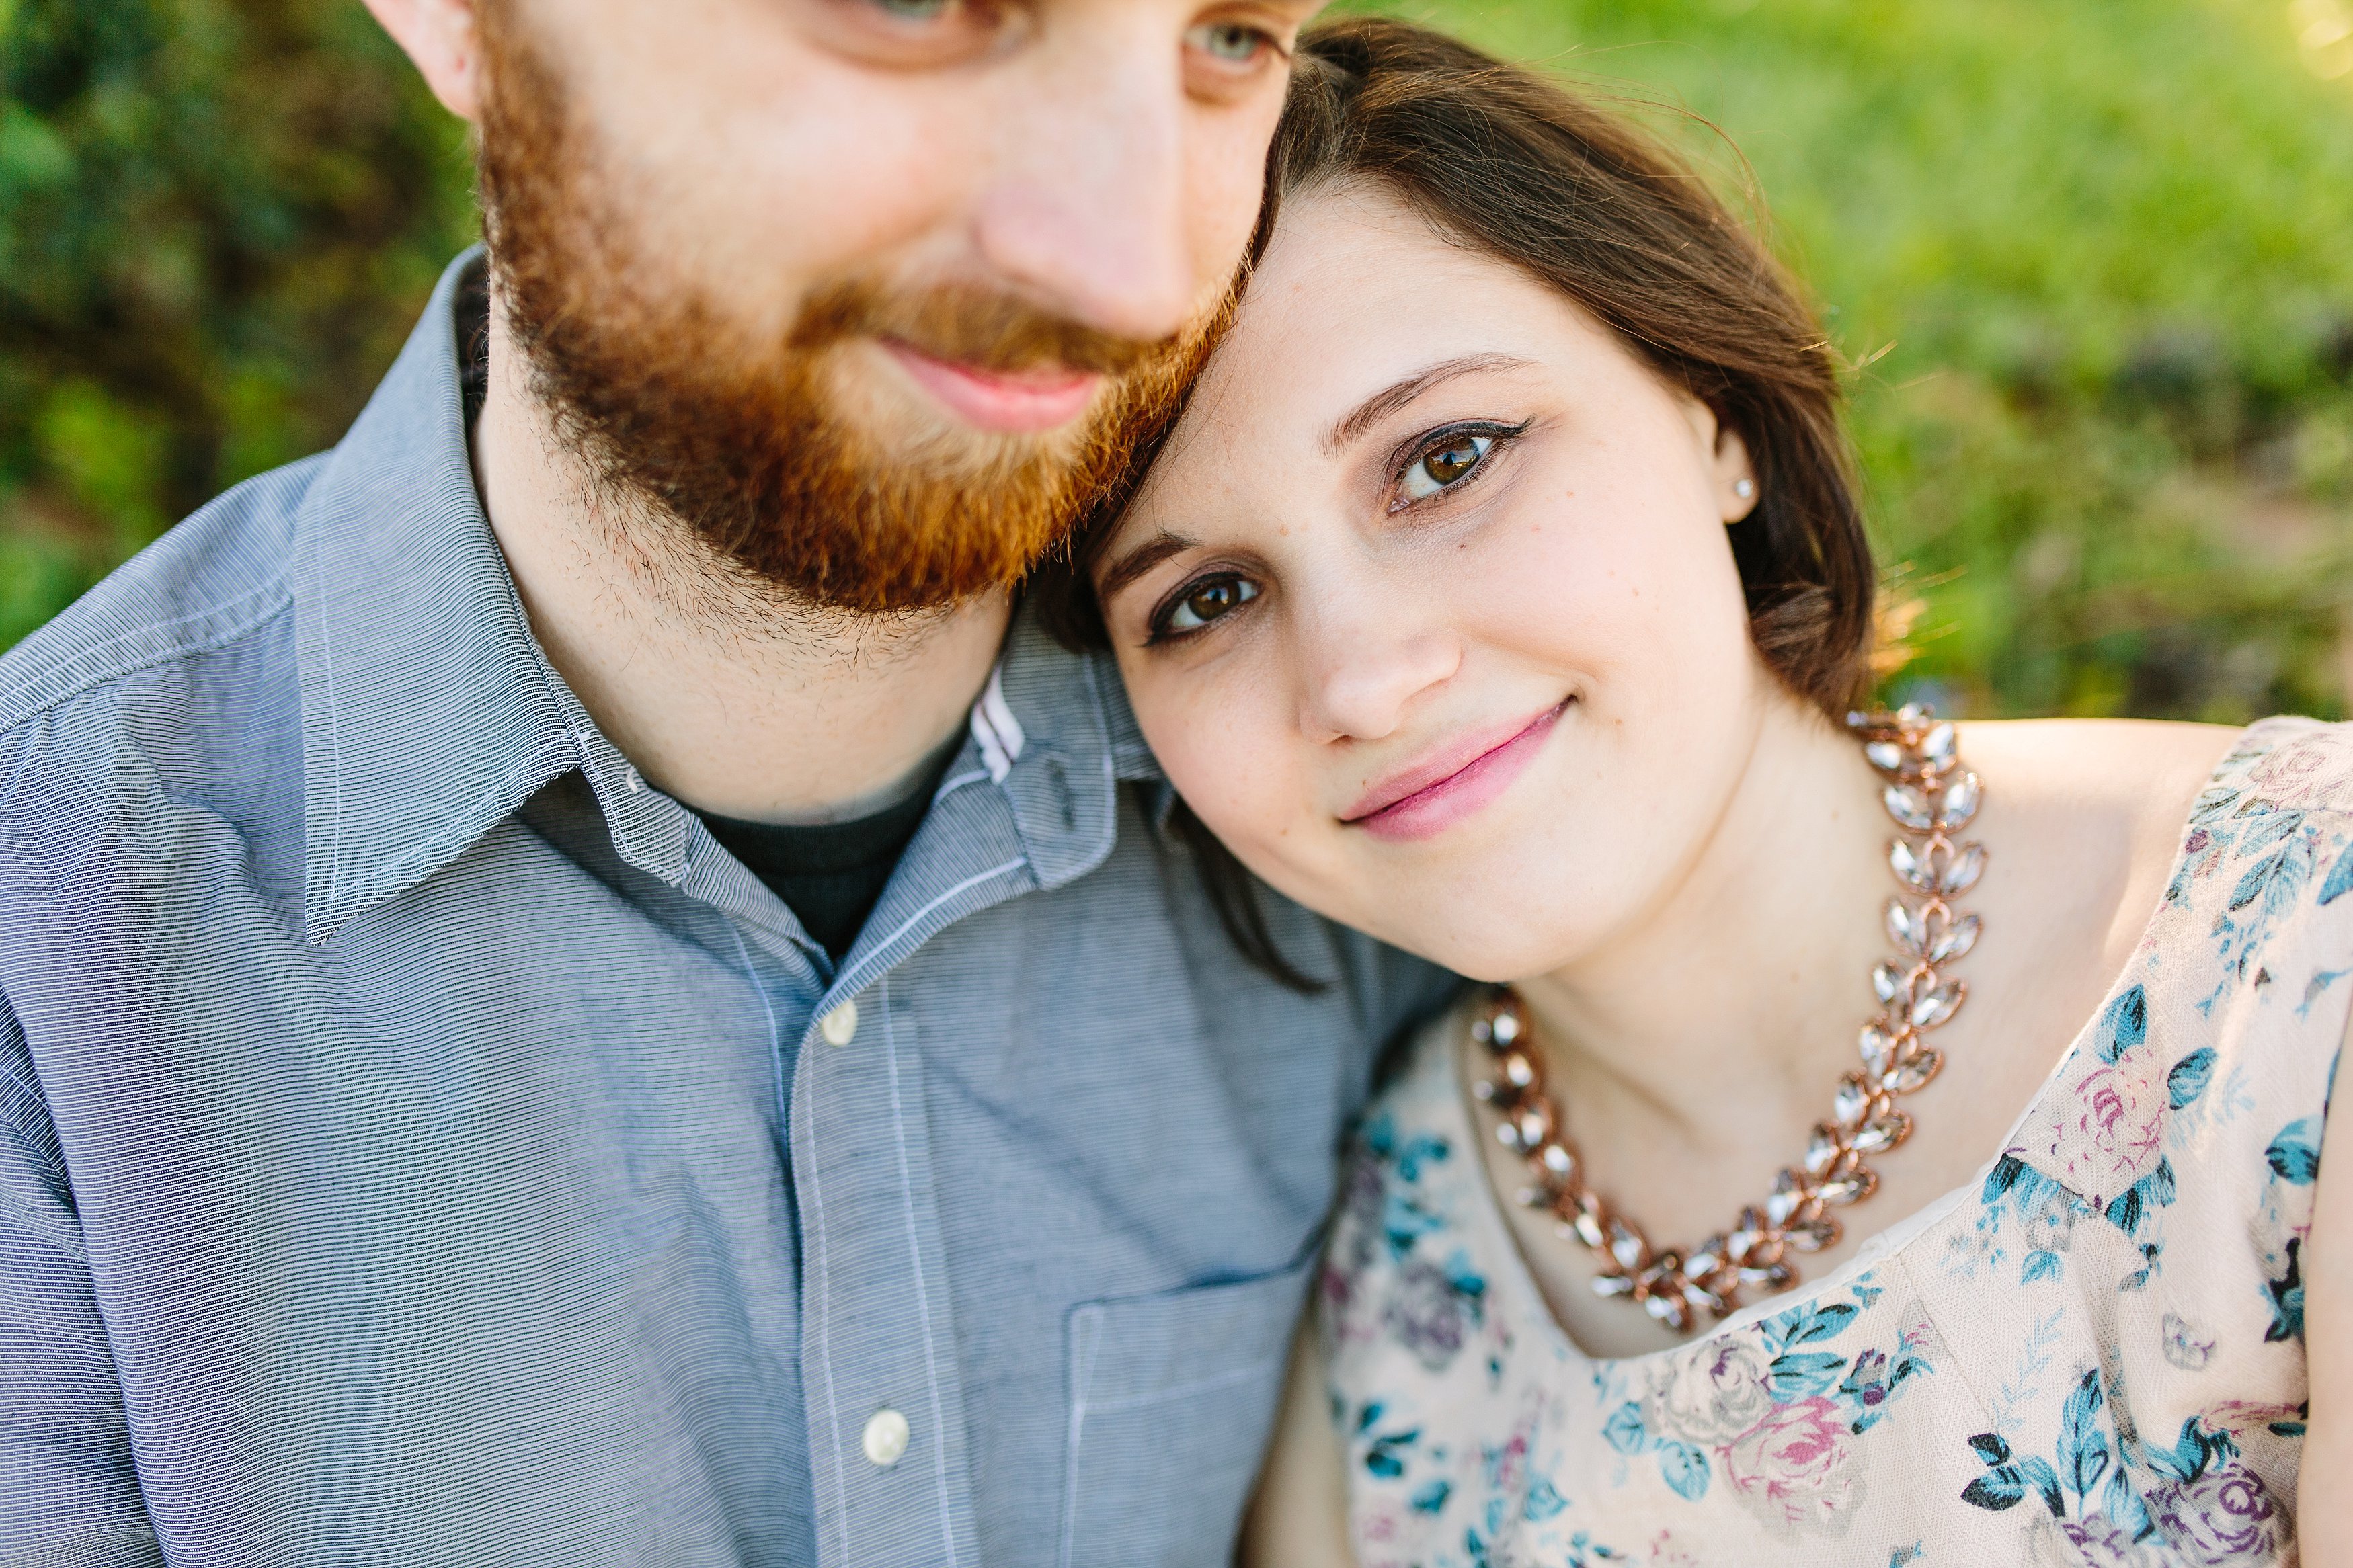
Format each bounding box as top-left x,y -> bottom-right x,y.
1058,1257 -> 1315,1568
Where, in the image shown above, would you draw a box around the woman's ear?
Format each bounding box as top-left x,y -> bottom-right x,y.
1714,423 -> 1760,524
1679,396 -> 1761,523
363,0 -> 489,123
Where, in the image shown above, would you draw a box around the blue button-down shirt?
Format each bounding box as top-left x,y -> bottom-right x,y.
0,255 -> 1448,1568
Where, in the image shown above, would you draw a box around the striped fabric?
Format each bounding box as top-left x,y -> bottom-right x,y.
0,253 -> 1451,1568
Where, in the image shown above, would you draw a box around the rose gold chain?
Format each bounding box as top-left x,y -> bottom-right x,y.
1471,706 -> 1986,1333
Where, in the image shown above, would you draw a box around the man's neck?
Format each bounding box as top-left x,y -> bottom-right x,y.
470,321 -> 1010,825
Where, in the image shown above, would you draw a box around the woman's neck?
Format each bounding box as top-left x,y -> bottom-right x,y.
1511,697 -> 1897,1207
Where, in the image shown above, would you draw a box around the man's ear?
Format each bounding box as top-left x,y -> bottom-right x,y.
364,0 -> 488,123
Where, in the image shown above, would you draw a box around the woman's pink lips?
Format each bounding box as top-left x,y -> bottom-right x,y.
883,341 -> 1102,434
1343,702 -> 1569,843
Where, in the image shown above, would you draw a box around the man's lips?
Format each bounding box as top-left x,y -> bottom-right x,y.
1341,701 -> 1570,843
883,341 -> 1103,434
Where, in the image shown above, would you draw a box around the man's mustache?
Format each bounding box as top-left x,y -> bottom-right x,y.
789,277 -> 1171,379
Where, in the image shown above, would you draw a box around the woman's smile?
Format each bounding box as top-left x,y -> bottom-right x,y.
1343,698 -> 1570,842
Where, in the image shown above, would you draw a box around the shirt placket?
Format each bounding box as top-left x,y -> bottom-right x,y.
566,624 -> 1118,1568
785,679 -> 1094,1568
793,969 -> 984,1568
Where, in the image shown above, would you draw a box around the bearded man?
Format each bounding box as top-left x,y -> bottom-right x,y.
0,3 -> 1446,1564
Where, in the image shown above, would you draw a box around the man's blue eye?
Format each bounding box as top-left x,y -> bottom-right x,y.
873,0 -> 953,18
1187,22 -> 1270,63
1163,575 -> 1259,633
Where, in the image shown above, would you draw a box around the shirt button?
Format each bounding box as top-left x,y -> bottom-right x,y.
862,1408 -> 910,1468
820,1001 -> 860,1047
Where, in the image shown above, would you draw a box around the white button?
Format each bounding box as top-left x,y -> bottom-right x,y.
862,1408 -> 910,1468
820,1001 -> 860,1047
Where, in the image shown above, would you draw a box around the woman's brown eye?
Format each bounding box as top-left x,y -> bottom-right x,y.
1162,574 -> 1261,634
1397,431 -> 1497,502
1426,441 -> 1480,483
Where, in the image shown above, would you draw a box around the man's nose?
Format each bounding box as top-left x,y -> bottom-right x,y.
971,25 -> 1205,344
1295,591 -> 1465,747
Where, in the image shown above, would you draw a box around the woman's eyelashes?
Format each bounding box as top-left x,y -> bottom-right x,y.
1133,418 -> 1529,647
1146,571 -> 1262,644
1386,419 -> 1530,513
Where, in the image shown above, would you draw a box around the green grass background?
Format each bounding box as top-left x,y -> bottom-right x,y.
7,0 -> 2353,719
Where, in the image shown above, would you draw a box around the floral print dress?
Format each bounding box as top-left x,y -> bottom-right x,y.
1324,718 -> 2350,1567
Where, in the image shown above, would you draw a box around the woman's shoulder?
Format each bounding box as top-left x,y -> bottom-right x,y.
2103,718 -> 2353,944
2142,718 -> 2353,978
1960,714 -> 2353,820
2198,716 -> 2353,818
1983,716 -> 2353,1026
1961,718 -> 2350,973
1956,715 -> 2239,813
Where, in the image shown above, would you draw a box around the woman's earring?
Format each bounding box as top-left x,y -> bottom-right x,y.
1734,478 -> 1755,501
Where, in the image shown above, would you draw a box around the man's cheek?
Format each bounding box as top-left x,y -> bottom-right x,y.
1182,173 -> 1265,302
614,95 -> 969,297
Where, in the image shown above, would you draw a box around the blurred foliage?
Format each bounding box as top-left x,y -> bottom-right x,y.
1360,0 -> 2353,720
0,0 -> 474,649
5,0 -> 2353,722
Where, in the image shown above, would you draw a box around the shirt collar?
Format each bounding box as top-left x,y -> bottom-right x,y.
975,616 -> 1160,893
293,249 -> 1155,940
294,249 -> 592,941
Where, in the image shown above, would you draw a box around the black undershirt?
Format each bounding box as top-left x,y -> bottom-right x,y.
456,268 -> 937,963
695,786 -> 940,963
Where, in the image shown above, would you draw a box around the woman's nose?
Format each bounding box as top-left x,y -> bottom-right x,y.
1295,608 -> 1464,745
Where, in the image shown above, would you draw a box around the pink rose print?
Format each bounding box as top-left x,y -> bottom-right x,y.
2013,1043 -> 2165,1207
1644,1529 -> 1703,1567
1722,1397 -> 1866,1538
2247,729 -> 2353,809
2200,1399 -> 2304,1439
1486,1430 -> 1530,1497
2177,827 -> 2223,889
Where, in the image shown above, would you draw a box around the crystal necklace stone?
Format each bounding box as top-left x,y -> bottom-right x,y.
1470,707 -> 1985,1332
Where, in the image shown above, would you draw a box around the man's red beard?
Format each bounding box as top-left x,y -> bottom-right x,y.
473,9 -> 1209,614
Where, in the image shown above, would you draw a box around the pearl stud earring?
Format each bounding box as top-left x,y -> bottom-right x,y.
1734,478 -> 1755,499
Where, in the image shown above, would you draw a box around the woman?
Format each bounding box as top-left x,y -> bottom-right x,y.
1041,17 -> 2350,1566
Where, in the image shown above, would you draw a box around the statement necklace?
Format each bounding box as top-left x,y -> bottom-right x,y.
1472,706 -> 1987,1333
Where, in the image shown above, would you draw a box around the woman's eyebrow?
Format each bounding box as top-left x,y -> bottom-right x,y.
1096,529 -> 1199,602
1324,353 -> 1534,456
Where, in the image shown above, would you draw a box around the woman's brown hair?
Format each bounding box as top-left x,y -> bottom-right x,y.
1031,15 -> 1877,986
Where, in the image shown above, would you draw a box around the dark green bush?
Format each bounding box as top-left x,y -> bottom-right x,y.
1,0 -> 473,647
